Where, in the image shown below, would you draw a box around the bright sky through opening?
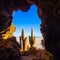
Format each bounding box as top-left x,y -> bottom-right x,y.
12,5 -> 42,37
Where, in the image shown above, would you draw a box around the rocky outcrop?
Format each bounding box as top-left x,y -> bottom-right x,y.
38,1 -> 60,60
0,37 -> 22,60
0,0 -> 60,60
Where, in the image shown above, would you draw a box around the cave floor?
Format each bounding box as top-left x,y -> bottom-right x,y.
22,55 -> 35,60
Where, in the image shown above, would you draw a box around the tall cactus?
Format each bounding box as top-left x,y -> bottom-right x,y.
29,36 -> 34,47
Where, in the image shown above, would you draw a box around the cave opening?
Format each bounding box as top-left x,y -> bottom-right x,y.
12,5 -> 44,50
12,5 -> 42,38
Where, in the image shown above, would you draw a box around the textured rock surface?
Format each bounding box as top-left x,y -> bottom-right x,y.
0,37 -> 22,60
0,0 -> 60,60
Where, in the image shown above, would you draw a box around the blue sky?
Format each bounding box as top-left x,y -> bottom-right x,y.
12,5 -> 42,37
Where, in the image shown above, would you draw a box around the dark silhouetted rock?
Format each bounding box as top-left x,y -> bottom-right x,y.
0,37 -> 22,60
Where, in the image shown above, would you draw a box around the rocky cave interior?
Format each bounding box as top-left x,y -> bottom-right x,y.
0,0 -> 60,60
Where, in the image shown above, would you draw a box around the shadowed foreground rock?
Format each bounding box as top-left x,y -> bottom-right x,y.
0,37 -> 22,60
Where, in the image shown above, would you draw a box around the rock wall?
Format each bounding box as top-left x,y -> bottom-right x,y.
0,0 -> 60,60
0,37 -> 22,60
38,0 -> 60,60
